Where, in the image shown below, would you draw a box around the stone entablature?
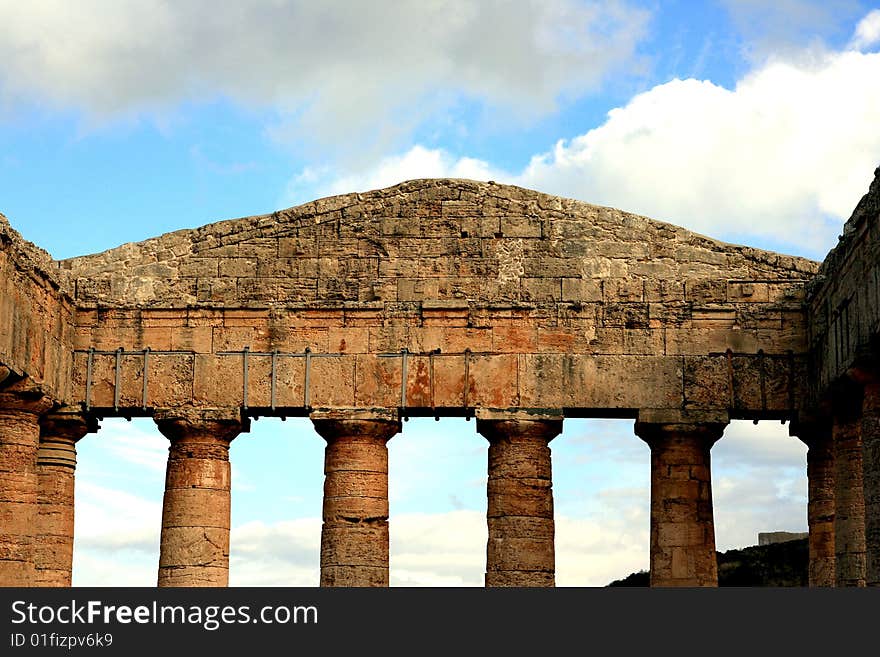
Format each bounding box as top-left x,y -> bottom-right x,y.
3,179 -> 820,420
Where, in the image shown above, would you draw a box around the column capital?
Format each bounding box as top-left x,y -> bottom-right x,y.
634,420 -> 727,448
0,376 -> 54,416
311,410 -> 400,444
476,413 -> 562,444
154,407 -> 248,442
39,406 -> 98,442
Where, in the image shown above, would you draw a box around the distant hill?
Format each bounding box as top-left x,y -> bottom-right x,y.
607,538 -> 809,586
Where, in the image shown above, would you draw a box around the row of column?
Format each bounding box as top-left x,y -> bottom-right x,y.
2,391 -> 735,587
154,411 -> 726,587
794,377 -> 880,587
0,384 -> 95,587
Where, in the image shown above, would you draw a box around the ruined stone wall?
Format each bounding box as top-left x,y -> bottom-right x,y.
59,180 -> 818,419
808,168 -> 880,398
0,214 -> 75,401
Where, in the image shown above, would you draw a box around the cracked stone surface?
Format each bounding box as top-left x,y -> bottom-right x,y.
154,415 -> 245,587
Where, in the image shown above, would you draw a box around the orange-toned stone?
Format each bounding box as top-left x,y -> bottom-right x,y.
833,411 -> 866,587
478,415 -> 561,587
34,409 -> 96,587
635,421 -> 726,587
154,409 -> 248,587
312,413 -> 400,587
0,384 -> 53,587
793,419 -> 836,587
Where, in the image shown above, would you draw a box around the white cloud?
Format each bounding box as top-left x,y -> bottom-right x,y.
82,420 -> 167,473
289,146 -> 496,206
72,482 -> 162,586
518,53 -> 880,253
391,511 -> 486,586
712,421 -> 808,551
557,514 -> 649,586
0,0 -> 649,151
230,519 -> 321,586
849,9 -> 880,50
391,508 -> 651,587
296,45 -> 880,256
714,420 -> 807,469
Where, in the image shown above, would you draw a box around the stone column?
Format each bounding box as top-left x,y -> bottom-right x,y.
477,414 -> 561,587
0,381 -> 52,586
312,412 -> 400,587
792,419 -> 836,587
155,409 -> 248,587
863,381 -> 880,587
634,421 -> 726,587
833,406 -> 866,587
35,409 -> 97,587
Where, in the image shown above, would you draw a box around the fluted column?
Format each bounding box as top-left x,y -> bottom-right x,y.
635,421 -> 726,587
35,408 -> 97,587
792,418 -> 836,587
863,381 -> 880,586
0,381 -> 52,586
312,412 -> 400,587
477,414 -> 561,587
833,405 -> 866,587
155,409 -> 248,587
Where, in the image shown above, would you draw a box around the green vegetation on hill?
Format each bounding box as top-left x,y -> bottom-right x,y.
607,538 -> 809,587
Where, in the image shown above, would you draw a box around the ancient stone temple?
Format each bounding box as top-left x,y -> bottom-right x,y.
1,169 -> 879,587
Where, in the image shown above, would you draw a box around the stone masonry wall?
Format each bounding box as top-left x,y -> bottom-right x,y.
808,168 -> 880,398
0,214 -> 75,401
56,179 -> 818,418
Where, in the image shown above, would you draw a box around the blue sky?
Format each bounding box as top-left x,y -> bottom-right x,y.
2,0 -> 879,585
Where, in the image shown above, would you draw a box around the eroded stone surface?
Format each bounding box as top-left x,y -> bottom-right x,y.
45,179 -> 816,419
34,409 -> 94,587
478,416 -> 561,587
794,420 -> 836,587
635,421 -> 725,587
0,381 -> 53,586
313,415 -> 399,587
154,410 -> 246,587
833,411 -> 866,587
0,214 -> 76,404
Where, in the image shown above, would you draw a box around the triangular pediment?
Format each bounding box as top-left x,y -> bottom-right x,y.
58,178 -> 819,307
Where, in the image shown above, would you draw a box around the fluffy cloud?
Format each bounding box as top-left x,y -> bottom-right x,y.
849,9 -> 880,50
72,482 -> 162,586
230,519 -> 321,586
712,421 -> 808,550
0,0 -> 648,149
294,41 -> 880,257
289,146 -> 497,206
519,51 -> 880,254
